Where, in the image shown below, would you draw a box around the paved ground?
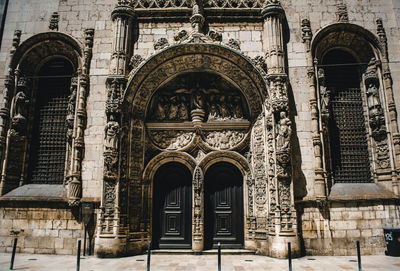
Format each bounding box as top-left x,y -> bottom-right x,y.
1,253 -> 400,271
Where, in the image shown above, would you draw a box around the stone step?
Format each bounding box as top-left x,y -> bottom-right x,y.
151,249 -> 255,255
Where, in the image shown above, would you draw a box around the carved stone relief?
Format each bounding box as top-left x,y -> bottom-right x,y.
203,130 -> 246,150
149,130 -> 194,150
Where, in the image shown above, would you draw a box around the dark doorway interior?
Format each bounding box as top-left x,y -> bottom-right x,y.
204,162 -> 244,249
152,162 -> 192,249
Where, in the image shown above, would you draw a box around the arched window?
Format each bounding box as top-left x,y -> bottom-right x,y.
322,49 -> 372,183
28,58 -> 74,184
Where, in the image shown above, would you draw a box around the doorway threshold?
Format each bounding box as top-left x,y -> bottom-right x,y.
151,249 -> 255,255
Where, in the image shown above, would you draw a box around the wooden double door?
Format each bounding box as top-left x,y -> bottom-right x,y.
152,162 -> 244,249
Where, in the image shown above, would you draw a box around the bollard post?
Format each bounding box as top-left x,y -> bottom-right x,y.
77,240 -> 81,271
9,238 -> 18,270
147,241 -> 151,271
357,240 -> 362,271
83,225 -> 87,256
218,242 -> 221,271
288,242 -> 292,271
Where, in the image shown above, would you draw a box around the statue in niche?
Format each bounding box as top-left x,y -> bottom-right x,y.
192,89 -> 205,110
168,95 -> 179,120
178,95 -> 189,120
218,95 -> 231,119
318,68 -> 330,112
67,89 -> 77,116
232,96 -> 244,119
104,115 -> 120,151
154,96 -> 168,121
208,94 -> 219,120
13,91 -> 29,118
277,111 -> 291,151
366,83 -> 381,115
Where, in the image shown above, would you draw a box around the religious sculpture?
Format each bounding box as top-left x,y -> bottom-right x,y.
277,111 -> 291,151
104,115 -> 120,151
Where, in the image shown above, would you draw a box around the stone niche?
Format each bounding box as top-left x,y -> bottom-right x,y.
146,72 -> 251,152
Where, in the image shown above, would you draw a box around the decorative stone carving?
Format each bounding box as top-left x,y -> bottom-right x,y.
191,0 -> 205,33
149,130 -> 194,150
301,19 -> 312,50
49,12 -> 59,31
193,166 -> 203,238
204,130 -> 246,150
276,111 -> 291,151
207,30 -> 222,42
132,0 -> 264,9
227,38 -> 240,50
174,30 -> 189,42
66,77 -> 78,142
154,38 -> 169,50
129,54 -> 144,71
104,115 -> 120,152
11,88 -> 29,136
336,2 -> 348,22
318,68 -> 330,127
10,30 -> 21,55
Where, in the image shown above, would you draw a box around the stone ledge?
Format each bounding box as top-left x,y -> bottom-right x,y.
328,183 -> 398,201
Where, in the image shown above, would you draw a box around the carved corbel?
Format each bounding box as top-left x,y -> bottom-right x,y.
301,19 -> 312,52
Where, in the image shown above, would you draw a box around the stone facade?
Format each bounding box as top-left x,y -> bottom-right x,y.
0,0 -> 399,258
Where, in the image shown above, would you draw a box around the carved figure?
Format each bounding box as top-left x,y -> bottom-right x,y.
13,91 -> 28,118
218,95 -> 230,119
232,96 -> 243,119
277,111 -> 291,151
192,90 -> 205,110
154,96 -> 168,120
366,83 -> 381,113
208,94 -> 219,120
67,89 -> 77,116
168,96 -> 179,120
104,115 -> 120,151
178,95 -> 189,120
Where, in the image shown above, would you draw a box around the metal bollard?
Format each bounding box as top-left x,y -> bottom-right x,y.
288,242 -> 292,271
10,238 -> 18,270
147,241 -> 151,271
357,240 -> 362,271
77,240 -> 81,271
218,242 -> 221,271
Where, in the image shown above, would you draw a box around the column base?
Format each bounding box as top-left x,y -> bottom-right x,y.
95,235 -> 127,258
267,235 -> 301,258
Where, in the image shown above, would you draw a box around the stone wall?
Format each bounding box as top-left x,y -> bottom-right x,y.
300,201 -> 400,255
0,205 -> 86,254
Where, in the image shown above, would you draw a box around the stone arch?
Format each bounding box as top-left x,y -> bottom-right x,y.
198,150 -> 250,177
311,22 -> 381,63
142,151 -> 197,183
124,43 -> 267,121
10,32 -> 83,74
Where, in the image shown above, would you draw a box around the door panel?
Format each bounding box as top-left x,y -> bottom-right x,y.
152,162 -> 192,249
205,162 -> 244,249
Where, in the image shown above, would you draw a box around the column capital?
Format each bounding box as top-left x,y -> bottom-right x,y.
261,0 -> 285,19
111,4 -> 135,21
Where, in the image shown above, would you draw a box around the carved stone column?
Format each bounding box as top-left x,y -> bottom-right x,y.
300,19 -> 327,201
95,0 -> 134,257
67,29 -> 94,206
192,166 -> 204,252
376,19 -> 400,195
262,0 -> 300,258
0,30 -> 21,195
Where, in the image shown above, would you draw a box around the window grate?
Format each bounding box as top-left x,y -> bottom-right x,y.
29,83 -> 69,184
330,87 -> 372,183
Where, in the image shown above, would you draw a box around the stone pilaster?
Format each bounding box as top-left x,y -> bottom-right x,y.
0,30 -> 21,195
376,19 -> 400,195
262,0 -> 300,258
95,0 -> 135,257
67,29 -> 94,207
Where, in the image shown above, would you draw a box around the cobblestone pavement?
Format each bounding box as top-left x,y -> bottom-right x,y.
1,253 -> 400,271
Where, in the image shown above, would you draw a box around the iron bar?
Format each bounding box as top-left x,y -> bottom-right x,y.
357,240 -> 362,271
218,242 -> 221,271
9,238 -> 17,270
77,240 -> 81,271
147,241 -> 151,271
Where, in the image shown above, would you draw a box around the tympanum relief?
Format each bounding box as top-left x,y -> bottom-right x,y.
146,72 -> 250,151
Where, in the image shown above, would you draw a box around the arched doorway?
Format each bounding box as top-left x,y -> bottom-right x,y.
152,162 -> 192,249
204,162 -> 244,249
